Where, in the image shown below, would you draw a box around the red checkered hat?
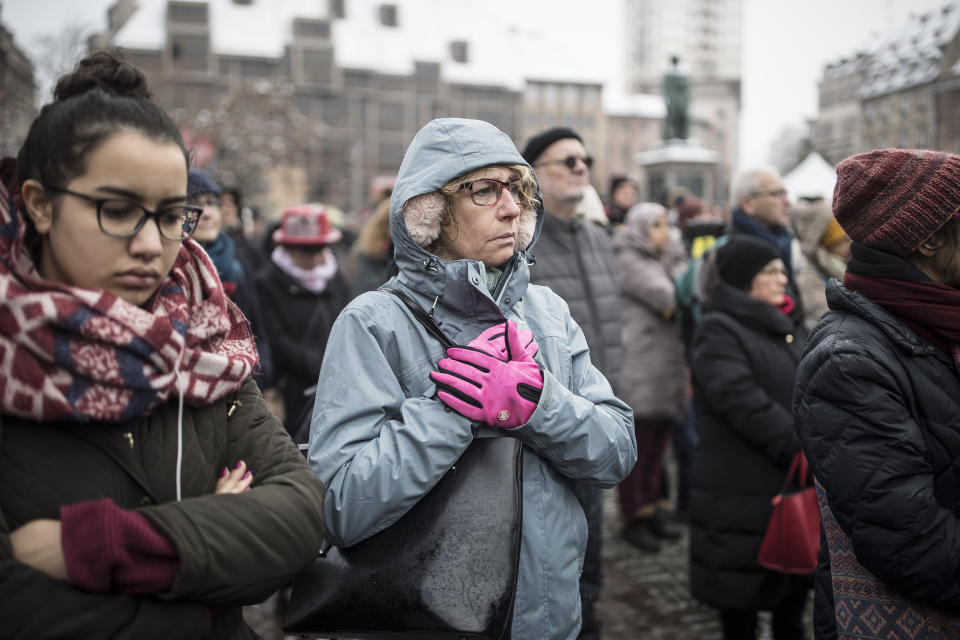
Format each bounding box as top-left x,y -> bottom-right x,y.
272,204 -> 342,246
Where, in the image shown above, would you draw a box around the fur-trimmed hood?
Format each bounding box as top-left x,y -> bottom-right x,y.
388,118 -> 543,305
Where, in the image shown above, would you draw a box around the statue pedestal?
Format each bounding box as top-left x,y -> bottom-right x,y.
635,139 -> 719,205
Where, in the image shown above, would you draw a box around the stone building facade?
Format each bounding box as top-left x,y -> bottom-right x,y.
0,9 -> 36,156
812,3 -> 960,165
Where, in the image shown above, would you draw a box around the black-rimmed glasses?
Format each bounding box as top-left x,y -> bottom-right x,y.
535,155 -> 593,171
44,186 -> 203,241
460,178 -> 523,206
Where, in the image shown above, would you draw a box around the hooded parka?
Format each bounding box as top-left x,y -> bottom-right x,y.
307,118 -> 637,640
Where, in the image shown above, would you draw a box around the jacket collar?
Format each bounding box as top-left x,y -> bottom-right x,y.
825,279 -> 948,359
706,280 -> 796,336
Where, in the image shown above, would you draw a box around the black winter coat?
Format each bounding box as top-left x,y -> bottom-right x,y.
689,281 -> 806,610
794,280 -> 960,637
254,261 -> 350,431
528,211 -> 622,389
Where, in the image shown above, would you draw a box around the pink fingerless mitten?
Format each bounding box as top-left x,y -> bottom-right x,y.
430,322 -> 543,428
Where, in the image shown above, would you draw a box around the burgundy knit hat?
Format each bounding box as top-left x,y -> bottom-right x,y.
832,149 -> 960,253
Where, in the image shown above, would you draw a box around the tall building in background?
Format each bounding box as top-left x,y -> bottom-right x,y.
620,0 -> 742,205
624,0 -> 742,94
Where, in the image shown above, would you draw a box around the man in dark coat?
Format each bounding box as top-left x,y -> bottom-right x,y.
522,126 -> 623,640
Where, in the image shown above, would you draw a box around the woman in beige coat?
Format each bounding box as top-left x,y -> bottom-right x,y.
612,203 -> 687,552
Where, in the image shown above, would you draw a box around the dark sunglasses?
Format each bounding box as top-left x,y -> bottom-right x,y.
536,155 -> 593,171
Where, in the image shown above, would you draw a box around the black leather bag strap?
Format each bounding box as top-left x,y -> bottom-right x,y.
383,287 -> 456,350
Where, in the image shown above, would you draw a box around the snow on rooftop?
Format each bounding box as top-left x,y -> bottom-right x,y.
112,0 -> 623,91
859,2 -> 960,98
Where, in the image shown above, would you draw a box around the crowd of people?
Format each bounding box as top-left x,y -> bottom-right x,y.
5,49 -> 960,640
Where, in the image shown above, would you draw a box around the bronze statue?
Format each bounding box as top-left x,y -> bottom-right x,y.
663,56 -> 690,140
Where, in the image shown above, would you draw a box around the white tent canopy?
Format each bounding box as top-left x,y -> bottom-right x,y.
783,152 -> 837,202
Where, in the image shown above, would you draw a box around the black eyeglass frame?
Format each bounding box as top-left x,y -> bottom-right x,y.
459,178 -> 524,207
43,185 -> 203,241
534,155 -> 594,171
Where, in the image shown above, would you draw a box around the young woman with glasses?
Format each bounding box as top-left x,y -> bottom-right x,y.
0,51 -> 325,638
308,118 -> 637,639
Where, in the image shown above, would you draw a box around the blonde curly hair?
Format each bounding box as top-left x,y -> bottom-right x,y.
402,163 -> 539,254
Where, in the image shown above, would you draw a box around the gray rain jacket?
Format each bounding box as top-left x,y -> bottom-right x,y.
307,118 -> 637,640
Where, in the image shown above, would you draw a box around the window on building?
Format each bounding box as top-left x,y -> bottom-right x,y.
232,0 -> 253,5
526,83 -> 542,104
543,84 -> 558,106
345,70 -> 371,88
168,2 -> 207,23
582,86 -> 598,106
379,101 -> 404,129
917,128 -> 929,148
301,48 -> 334,85
379,4 -> 398,27
899,94 -> 911,115
380,141 -> 404,169
330,0 -> 346,18
415,62 -> 440,88
294,19 -> 331,39
918,92 -> 930,110
563,85 -> 578,107
450,41 -> 469,64
170,35 -> 208,71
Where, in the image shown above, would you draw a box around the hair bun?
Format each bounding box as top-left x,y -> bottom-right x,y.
54,50 -> 151,101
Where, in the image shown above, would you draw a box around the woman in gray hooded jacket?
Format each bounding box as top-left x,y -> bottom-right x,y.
308,118 -> 637,639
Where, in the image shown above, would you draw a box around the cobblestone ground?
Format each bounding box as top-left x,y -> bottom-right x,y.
244,487 -> 811,639
596,487 -> 722,640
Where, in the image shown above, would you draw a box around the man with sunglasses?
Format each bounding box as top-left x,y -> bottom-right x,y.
522,126 -> 623,640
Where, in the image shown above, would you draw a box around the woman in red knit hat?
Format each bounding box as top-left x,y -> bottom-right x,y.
794,148 -> 960,638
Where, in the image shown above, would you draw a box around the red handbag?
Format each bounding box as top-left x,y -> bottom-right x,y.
757,451 -> 821,574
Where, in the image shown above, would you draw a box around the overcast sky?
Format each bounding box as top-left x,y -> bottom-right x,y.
2,0 -> 952,167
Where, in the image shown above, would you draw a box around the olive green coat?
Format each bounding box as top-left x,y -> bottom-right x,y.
0,379 -> 325,639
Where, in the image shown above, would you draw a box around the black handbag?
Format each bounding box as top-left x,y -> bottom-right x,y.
283,287 -> 523,639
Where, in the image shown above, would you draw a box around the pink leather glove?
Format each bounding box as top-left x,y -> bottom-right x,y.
467,322 -> 539,360
430,321 -> 543,428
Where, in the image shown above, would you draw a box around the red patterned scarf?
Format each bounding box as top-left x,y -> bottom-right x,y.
0,159 -> 259,422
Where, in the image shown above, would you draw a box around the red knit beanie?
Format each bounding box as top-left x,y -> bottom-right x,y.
832,149 -> 960,253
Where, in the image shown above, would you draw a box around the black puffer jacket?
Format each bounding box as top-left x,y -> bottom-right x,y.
689,280 -> 805,610
794,280 -> 960,636
528,211 -> 622,389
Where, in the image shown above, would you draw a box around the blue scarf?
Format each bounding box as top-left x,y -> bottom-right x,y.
731,208 -> 795,277
204,232 -> 245,287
